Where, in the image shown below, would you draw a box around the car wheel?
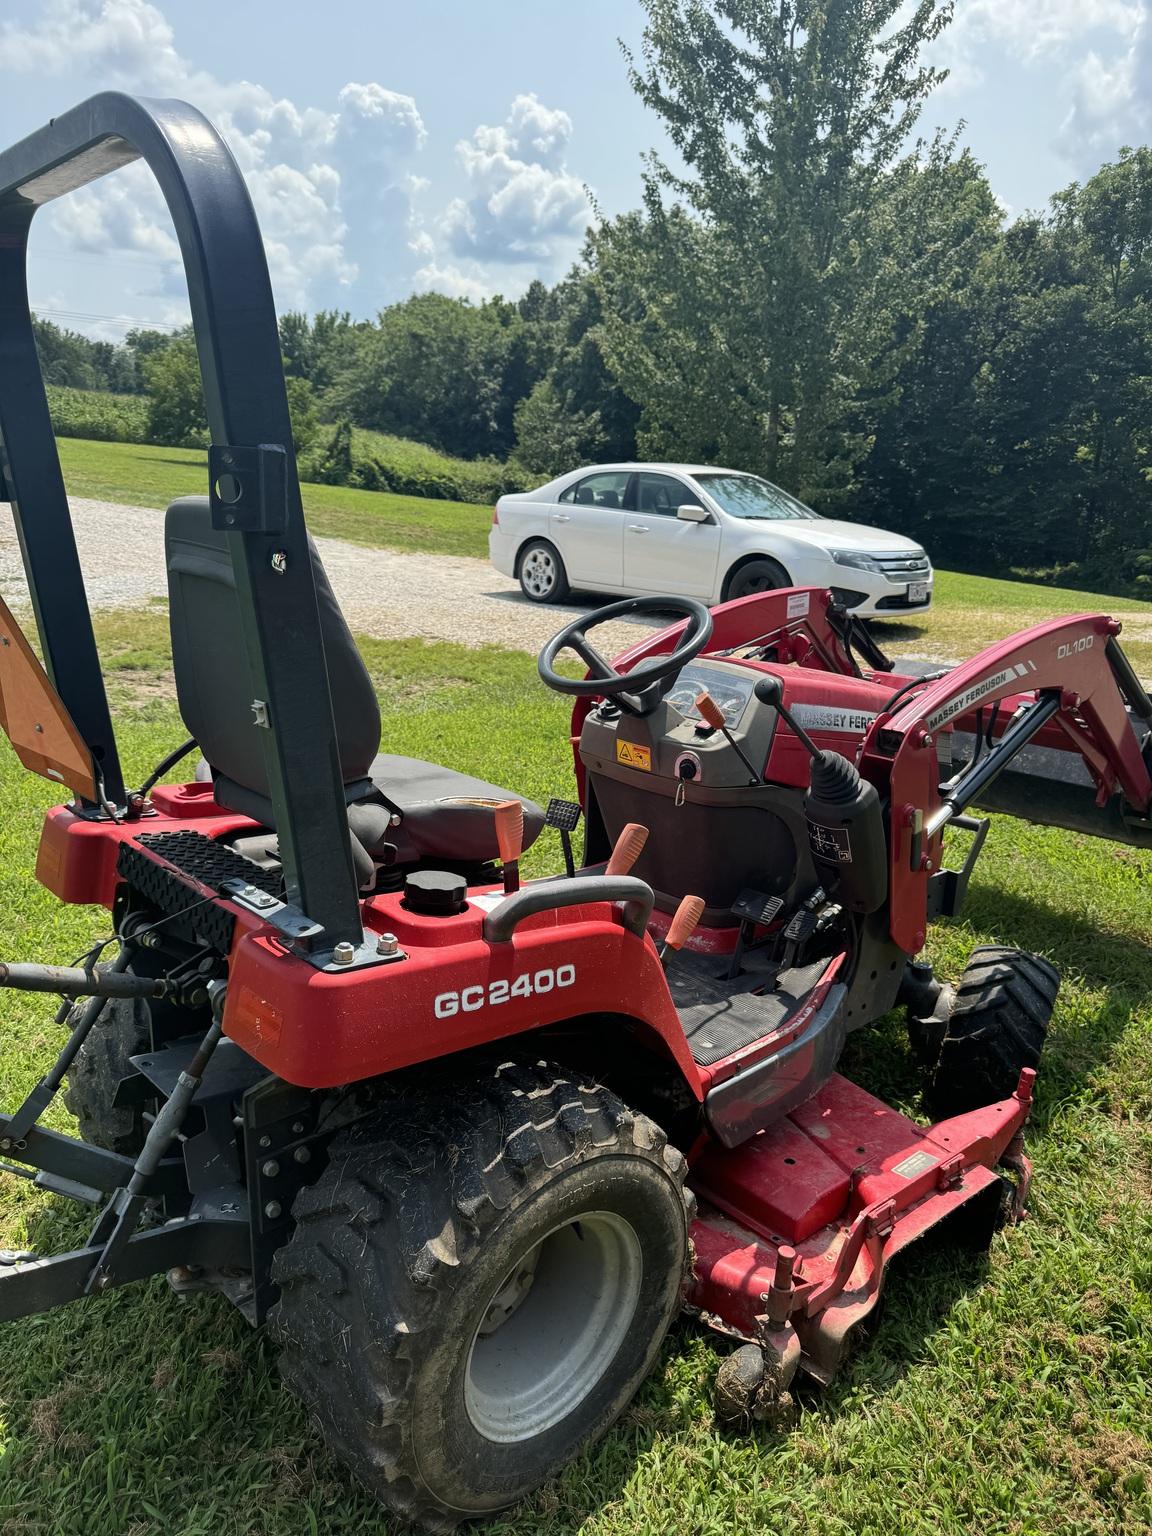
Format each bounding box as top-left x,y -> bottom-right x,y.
518,539 -> 570,603
724,557 -> 790,601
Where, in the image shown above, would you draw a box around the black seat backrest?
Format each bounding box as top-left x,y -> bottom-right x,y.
165,497 -> 381,800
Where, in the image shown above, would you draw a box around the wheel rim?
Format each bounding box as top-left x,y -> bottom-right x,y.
522,547 -> 556,597
737,571 -> 775,596
464,1211 -> 643,1444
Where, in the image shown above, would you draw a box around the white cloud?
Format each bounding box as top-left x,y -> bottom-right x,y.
0,0 -> 428,316
933,0 -> 1144,94
929,0 -> 1149,171
1060,14 -> 1152,164
413,260 -> 494,303
442,93 -> 592,264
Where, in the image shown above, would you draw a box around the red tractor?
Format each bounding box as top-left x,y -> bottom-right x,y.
1,95 -> 1150,1528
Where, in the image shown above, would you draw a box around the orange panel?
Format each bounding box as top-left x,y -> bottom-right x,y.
0,597 -> 97,803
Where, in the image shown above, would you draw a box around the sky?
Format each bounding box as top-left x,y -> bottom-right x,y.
0,0 -> 1148,342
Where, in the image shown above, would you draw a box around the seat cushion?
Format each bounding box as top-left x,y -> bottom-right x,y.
372,754 -> 544,864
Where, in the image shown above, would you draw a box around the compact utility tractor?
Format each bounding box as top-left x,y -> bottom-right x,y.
1,95 -> 1151,1528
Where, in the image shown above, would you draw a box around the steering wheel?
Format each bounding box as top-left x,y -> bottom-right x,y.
537,595 -> 714,714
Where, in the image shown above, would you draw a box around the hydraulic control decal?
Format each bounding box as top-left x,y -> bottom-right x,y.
807,822 -> 853,863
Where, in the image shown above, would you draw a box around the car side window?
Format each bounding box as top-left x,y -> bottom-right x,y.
561,471 -> 632,510
635,473 -> 691,516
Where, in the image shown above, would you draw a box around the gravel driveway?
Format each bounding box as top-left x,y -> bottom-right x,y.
0,496 -> 666,658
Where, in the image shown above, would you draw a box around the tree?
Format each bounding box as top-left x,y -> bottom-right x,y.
596,0 -> 953,506
324,293 -> 516,459
144,338 -> 207,448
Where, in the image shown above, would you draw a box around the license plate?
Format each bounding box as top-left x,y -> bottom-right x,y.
907,581 -> 929,604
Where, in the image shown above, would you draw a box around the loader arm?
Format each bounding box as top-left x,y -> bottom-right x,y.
862,614 -> 1152,952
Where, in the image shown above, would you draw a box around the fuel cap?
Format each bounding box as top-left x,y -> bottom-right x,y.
403,869 -> 467,916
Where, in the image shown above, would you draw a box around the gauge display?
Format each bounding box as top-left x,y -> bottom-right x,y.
666,665 -> 755,728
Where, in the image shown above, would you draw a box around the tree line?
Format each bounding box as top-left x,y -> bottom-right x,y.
34,1 -> 1152,592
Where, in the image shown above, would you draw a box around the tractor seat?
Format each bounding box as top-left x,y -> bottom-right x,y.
165,496 -> 544,870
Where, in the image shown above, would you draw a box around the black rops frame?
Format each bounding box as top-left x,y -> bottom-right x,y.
0,94 -> 362,945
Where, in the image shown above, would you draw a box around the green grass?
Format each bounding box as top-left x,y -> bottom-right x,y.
878,569 -> 1152,677
57,435 -> 1152,675
1,607 -> 1151,1534
56,436 -> 494,559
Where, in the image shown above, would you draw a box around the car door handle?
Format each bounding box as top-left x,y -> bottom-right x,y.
627,524 -> 648,533
554,513 -> 571,522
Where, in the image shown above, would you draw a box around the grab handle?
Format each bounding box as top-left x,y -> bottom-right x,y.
483,876 -> 654,943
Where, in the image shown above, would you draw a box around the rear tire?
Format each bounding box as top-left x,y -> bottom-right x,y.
518,539 -> 570,603
271,1060 -> 692,1528
924,946 -> 1058,1119
63,993 -> 151,1156
724,557 -> 789,601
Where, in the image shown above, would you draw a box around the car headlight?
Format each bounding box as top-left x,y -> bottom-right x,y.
829,549 -> 883,574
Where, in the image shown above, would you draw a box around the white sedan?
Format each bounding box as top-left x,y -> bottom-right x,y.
489,462 -> 933,616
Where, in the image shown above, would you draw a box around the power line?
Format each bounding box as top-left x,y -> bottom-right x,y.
32,305 -> 186,334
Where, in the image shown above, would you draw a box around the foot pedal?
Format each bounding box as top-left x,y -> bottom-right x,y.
732,889 -> 784,926
545,798 -> 583,878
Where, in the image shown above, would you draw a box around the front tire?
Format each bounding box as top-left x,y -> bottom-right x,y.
924,946 -> 1058,1119
518,539 -> 570,603
724,556 -> 789,601
271,1060 -> 692,1528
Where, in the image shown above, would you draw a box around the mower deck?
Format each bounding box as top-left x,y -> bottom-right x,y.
688,1069 -> 1034,1387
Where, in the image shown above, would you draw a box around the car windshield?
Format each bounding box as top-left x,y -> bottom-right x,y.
694,473 -> 820,521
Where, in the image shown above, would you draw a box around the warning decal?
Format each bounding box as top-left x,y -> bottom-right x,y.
786,591 -> 810,620
807,820 -> 852,863
616,740 -> 652,771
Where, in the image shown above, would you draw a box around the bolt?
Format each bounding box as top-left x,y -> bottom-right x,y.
259,1135 -> 271,1149
377,931 -> 399,957
264,1201 -> 282,1220
293,1146 -> 311,1165
262,1159 -> 280,1178
333,940 -> 356,966
292,1121 -> 305,1135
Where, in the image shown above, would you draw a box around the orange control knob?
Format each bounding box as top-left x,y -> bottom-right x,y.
695,691 -> 727,731
605,822 -> 649,877
665,894 -> 706,952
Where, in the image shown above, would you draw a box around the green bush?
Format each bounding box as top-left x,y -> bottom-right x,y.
48,388 -> 532,508
299,423 -> 532,505
46,385 -> 149,443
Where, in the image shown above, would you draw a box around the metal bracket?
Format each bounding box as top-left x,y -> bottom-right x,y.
208,444 -> 287,533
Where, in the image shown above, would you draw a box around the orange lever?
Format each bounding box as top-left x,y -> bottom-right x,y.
494,800 -> 524,866
664,894 -> 706,953
695,692 -> 727,731
605,822 -> 649,877
494,801 -> 524,893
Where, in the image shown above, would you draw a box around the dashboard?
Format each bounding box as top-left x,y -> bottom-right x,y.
666,663 -> 757,729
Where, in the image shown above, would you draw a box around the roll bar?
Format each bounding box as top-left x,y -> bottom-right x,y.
0,94 -> 361,944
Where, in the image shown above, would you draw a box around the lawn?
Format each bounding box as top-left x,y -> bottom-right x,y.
55,435 -> 1152,679
56,437 -> 495,560
0,608 -> 1151,1536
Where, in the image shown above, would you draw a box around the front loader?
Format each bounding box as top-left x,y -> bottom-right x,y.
0,94 -> 1149,1527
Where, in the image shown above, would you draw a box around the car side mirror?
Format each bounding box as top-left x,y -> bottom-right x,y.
677,502 -> 711,524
